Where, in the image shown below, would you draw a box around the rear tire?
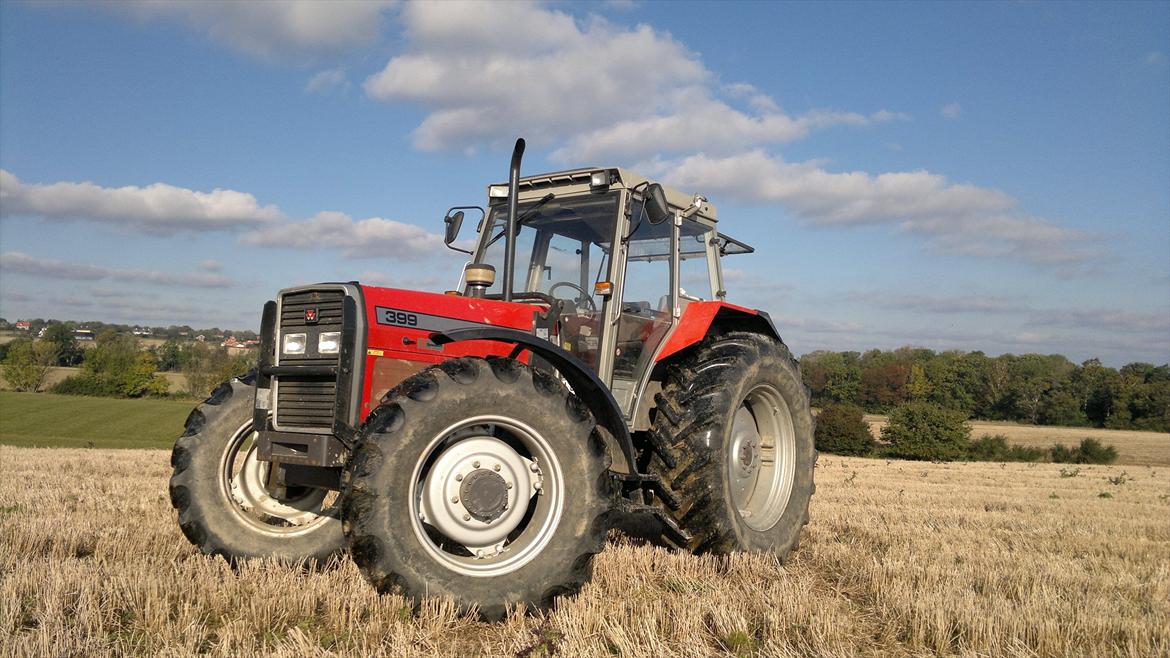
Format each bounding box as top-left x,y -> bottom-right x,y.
648,332 -> 815,555
169,373 -> 344,562
341,357 -> 611,620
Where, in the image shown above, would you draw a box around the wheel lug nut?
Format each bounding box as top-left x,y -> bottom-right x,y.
533,482 -> 542,491
506,482 -> 513,489
473,461 -> 481,468
451,496 -> 459,504
529,463 -> 539,472
455,474 -> 463,482
463,513 -> 471,521
493,464 -> 501,471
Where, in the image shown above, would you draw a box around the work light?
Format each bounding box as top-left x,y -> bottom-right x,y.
282,332 -> 306,355
318,332 -> 341,355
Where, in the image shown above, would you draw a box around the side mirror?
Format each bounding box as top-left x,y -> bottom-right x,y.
443,210 -> 465,245
644,183 -> 671,225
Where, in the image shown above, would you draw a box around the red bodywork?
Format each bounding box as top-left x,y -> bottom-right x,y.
355,285 -> 772,422
358,286 -> 540,420
656,301 -> 762,362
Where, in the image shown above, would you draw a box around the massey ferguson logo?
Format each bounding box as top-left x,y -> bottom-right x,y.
304,308 -> 318,324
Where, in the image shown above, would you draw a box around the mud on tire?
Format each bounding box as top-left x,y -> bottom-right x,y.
341,357 -> 611,620
169,373 -> 344,562
648,332 -> 816,556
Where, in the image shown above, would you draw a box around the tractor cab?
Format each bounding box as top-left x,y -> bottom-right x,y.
444,167 -> 754,419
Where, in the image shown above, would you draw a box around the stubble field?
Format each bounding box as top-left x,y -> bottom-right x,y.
2,446 -> 1167,657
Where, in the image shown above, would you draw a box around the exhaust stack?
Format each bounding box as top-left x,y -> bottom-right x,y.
503,138 -> 525,302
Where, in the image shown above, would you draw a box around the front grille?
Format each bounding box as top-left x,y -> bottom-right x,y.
275,289 -> 345,431
276,379 -> 337,428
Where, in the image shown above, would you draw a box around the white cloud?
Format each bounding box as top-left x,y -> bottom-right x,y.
941,101 -> 962,120
365,2 -> 707,152
1145,51 -> 1167,66
106,0 -> 396,59
364,1 -> 899,160
0,251 -> 234,288
864,292 -> 1026,314
660,150 -> 1097,268
305,68 -> 350,94
242,211 -> 453,260
0,169 -> 282,235
554,98 -> 904,162
358,271 -> 445,289
1,169 -> 454,261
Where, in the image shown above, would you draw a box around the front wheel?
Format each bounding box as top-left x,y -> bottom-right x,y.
341,357 -> 611,620
169,374 -> 344,562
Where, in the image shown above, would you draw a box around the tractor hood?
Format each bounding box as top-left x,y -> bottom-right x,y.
357,285 -> 547,416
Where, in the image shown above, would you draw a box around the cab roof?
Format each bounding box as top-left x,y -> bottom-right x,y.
490,167 -> 718,224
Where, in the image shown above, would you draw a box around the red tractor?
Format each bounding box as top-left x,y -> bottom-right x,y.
170,140 -> 815,619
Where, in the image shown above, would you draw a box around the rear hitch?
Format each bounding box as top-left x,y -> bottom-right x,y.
606,471 -> 691,549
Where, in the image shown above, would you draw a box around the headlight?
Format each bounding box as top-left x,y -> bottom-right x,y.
318,331 -> 341,355
282,333 -> 306,355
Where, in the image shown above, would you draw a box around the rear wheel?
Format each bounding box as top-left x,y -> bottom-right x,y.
648,332 -> 815,555
341,357 -> 611,620
169,374 -> 343,562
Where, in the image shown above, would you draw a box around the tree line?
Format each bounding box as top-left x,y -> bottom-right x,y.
0,317 -> 257,342
1,328 -> 254,398
800,348 -> 1169,433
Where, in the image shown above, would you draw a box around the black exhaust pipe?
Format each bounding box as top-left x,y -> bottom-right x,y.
503,138 -> 525,302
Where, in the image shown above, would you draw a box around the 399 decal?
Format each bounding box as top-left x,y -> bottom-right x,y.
381,309 -> 418,327
374,305 -> 486,333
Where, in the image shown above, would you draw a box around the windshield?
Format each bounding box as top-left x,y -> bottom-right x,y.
474,192 -> 620,299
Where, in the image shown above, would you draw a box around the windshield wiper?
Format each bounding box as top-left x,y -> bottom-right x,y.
487,192 -> 556,247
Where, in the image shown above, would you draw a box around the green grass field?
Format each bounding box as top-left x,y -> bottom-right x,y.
0,391 -> 195,449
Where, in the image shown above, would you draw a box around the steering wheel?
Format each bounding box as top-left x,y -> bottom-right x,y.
548,282 -> 597,313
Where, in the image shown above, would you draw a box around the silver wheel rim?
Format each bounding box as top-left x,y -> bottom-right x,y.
409,415 -> 564,577
728,384 -> 796,531
218,420 -> 338,536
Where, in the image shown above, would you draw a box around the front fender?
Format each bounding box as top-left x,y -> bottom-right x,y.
429,327 -> 637,474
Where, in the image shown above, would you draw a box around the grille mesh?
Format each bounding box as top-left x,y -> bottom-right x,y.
275,289 -> 344,430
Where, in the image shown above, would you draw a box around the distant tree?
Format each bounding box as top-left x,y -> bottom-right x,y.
181,343 -> 256,397
124,352 -> 171,397
814,404 -> 875,456
181,342 -> 218,397
1050,438 -> 1118,465
1117,363 -> 1170,432
53,331 -> 169,397
1039,384 -> 1088,427
907,362 -> 931,401
860,362 -> 910,411
2,338 -> 58,392
802,350 -> 861,405
83,331 -> 140,378
40,323 -> 85,367
881,401 -> 971,461
156,339 -> 184,372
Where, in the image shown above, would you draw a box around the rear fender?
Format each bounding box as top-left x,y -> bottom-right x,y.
655,301 -> 782,363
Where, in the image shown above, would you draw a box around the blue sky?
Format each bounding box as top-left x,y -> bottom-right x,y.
1,0 -> 1167,366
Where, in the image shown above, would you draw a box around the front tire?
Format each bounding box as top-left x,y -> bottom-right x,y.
341,357 -> 611,620
169,373 -> 344,562
649,332 -> 816,555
